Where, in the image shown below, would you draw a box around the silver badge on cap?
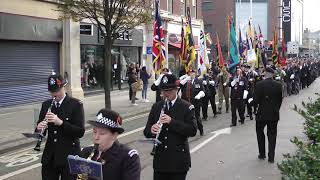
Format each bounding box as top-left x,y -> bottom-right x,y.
162,76 -> 168,84
49,78 -> 56,85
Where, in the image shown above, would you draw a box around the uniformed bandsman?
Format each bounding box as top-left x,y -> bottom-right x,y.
217,66 -> 230,113
201,70 -> 217,120
77,109 -> 141,180
180,70 -> 206,136
151,68 -> 170,102
229,68 -> 248,126
144,74 -> 197,180
36,73 -> 85,180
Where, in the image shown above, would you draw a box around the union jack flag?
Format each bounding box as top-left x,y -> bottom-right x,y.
152,0 -> 166,73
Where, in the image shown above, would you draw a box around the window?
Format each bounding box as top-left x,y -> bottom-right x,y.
80,24 -> 93,35
202,1 -> 214,11
167,0 -> 173,14
192,0 -> 196,18
181,0 -> 185,16
204,24 -> 214,33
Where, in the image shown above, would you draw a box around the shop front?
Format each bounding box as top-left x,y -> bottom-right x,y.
80,24 -> 143,91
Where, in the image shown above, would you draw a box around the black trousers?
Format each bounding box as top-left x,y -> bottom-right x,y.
246,99 -> 254,117
202,95 -> 217,119
42,163 -> 76,180
129,84 -> 133,100
154,171 -> 187,180
231,98 -> 245,125
256,120 -> 278,161
194,104 -> 203,134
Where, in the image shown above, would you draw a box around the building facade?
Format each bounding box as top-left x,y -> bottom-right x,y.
143,0 -> 204,76
0,0 -> 83,108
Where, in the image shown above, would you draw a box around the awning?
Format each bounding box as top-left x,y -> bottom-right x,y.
169,42 -> 200,50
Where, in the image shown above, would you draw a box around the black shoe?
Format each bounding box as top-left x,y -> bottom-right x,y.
250,116 -> 253,120
200,131 -> 204,136
246,114 -> 250,117
135,97 -> 139,100
240,121 -> 244,125
268,159 -> 274,163
230,124 -> 236,127
258,155 -> 266,160
213,114 -> 217,117
217,111 -> 222,114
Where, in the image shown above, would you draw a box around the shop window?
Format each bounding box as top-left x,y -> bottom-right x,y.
168,0 -> 173,14
192,0 -> 196,18
80,24 -> 93,35
202,1 -> 214,11
181,0 -> 185,16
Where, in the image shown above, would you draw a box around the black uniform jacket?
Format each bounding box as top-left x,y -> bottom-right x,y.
180,78 -> 204,105
78,141 -> 141,180
254,78 -> 283,122
144,98 -> 197,172
37,95 -> 85,166
229,76 -> 247,100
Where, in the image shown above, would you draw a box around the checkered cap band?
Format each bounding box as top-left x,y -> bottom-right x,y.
96,113 -> 121,128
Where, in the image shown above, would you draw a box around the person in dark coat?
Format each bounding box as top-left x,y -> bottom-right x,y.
144,74 -> 197,180
140,66 -> 152,102
36,73 -> 85,180
201,70 -> 217,120
254,67 -> 283,163
151,68 -> 169,102
75,109 -> 141,180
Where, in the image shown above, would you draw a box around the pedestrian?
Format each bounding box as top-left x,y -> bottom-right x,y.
36,73 -> 85,180
180,70 -> 206,136
127,63 -> 135,101
140,66 -> 152,102
151,68 -> 169,102
254,67 -> 283,163
144,74 -> 197,180
75,108 -> 141,180
229,68 -> 247,126
217,66 -> 230,113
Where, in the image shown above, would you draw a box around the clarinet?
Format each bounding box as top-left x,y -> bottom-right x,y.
34,97 -> 56,151
151,99 -> 168,155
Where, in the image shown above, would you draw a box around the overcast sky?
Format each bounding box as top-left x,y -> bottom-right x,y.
304,0 -> 320,32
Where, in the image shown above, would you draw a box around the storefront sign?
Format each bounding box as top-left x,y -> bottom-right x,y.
282,0 -> 291,43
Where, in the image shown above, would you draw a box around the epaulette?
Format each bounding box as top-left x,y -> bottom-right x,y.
128,149 -> 139,158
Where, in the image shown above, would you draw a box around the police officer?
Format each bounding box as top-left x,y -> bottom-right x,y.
180,70 -> 206,135
254,67 -> 283,163
76,109 -> 141,180
245,66 -> 257,120
201,70 -> 217,120
217,66 -> 230,113
36,73 -> 85,180
144,74 -> 197,180
229,68 -> 247,126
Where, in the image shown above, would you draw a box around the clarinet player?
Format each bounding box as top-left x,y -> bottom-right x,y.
143,74 -> 197,180
36,73 -> 85,180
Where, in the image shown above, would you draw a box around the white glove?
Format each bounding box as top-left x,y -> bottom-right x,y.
281,70 -> 286,76
203,81 -> 207,85
209,81 -> 215,86
231,80 -> 236,87
179,74 -> 188,80
249,78 -> 254,82
248,98 -> 253,104
180,76 -> 191,85
195,91 -> 205,99
290,74 -> 295,79
243,90 -> 248,99
223,82 -> 227,86
154,74 -> 164,86
275,76 -> 281,80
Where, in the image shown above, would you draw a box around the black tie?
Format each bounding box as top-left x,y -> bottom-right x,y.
168,101 -> 172,110
56,102 -> 60,109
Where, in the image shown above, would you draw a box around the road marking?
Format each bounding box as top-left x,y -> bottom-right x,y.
0,163 -> 41,180
191,127 -> 231,154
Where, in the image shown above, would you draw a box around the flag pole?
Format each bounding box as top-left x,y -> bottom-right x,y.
250,0 -> 253,18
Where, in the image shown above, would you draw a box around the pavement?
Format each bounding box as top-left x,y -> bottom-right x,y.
0,86 -> 155,154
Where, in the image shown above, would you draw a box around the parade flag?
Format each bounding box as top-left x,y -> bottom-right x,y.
228,18 -> 240,74
205,33 -> 213,45
198,30 -> 209,75
180,18 -> 187,66
258,25 -> 267,68
246,33 -> 256,65
152,0 -> 166,73
216,33 -> 224,68
239,28 -> 244,59
281,30 -> 286,66
272,29 -> 279,65
184,7 -> 196,72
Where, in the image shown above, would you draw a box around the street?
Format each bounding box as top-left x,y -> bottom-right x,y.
0,79 -> 318,180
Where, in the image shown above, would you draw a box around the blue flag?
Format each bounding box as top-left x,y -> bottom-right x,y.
239,28 -> 244,59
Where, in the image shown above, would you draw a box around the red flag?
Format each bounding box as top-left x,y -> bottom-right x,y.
281,31 -> 286,66
216,33 -> 224,68
152,0 -> 166,73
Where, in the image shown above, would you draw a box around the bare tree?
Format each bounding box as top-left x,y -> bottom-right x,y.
58,0 -> 152,109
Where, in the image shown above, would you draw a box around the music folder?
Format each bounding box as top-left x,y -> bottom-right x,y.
67,155 -> 103,180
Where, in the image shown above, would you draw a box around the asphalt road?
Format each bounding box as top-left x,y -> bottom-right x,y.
0,79 -> 318,180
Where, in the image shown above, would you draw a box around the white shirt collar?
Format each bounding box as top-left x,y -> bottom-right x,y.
55,93 -> 66,107
168,95 -> 178,107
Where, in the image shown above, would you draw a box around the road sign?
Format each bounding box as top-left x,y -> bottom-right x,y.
146,47 -> 152,54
